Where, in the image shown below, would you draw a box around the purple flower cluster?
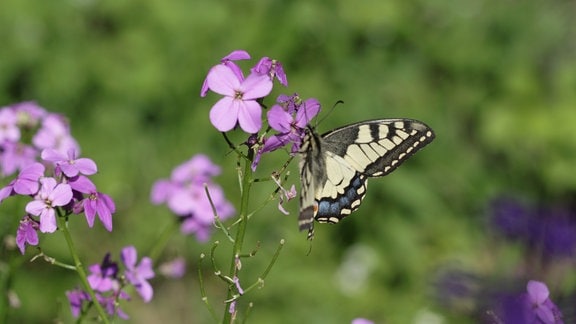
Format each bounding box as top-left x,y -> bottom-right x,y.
67,246 -> 155,319
151,154 -> 235,241
0,102 -> 79,176
251,94 -> 320,171
490,197 -> 576,258
0,102 -> 115,254
199,50 -> 321,213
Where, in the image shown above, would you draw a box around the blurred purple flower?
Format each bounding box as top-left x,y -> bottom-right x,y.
489,280 -> 563,324
490,197 -> 576,258
151,155 -> 234,241
66,289 -> 90,318
25,177 -> 73,233
201,50 -> 251,97
12,101 -> 47,127
98,292 -> 130,320
0,142 -> 37,176
158,257 -> 186,279
32,114 -> 79,155
252,56 -> 288,86
121,246 -> 155,303
0,108 -> 20,143
0,162 -> 45,202
15,216 -> 39,254
204,64 -> 273,133
41,148 -> 97,177
87,253 -> 119,292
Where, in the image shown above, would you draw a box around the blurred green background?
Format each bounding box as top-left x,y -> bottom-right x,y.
1,0 -> 576,323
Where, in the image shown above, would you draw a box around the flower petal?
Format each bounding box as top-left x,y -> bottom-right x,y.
206,65 -> 240,96
121,246 -> 137,269
209,97 -> 239,132
237,100 -> 262,133
267,105 -> 293,132
295,98 -> 321,128
39,208 -> 57,233
527,280 -> 549,304
241,73 -> 273,100
50,184 -> 73,206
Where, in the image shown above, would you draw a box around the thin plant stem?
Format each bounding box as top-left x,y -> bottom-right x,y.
222,151 -> 253,323
57,214 -> 110,324
198,253 -> 219,322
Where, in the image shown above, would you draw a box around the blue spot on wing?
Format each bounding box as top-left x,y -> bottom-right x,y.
315,173 -> 367,223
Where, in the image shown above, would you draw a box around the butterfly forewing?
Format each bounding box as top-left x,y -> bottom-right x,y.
298,118 -> 435,239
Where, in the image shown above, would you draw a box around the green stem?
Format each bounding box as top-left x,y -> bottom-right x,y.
222,153 -> 253,323
58,216 -> 110,324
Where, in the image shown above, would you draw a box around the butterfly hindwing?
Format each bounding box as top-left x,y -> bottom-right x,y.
298,118 -> 435,239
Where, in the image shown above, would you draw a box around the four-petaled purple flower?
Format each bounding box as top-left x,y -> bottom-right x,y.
205,64 -> 273,133
121,246 -> 155,303
25,177 -> 73,233
41,148 -> 97,177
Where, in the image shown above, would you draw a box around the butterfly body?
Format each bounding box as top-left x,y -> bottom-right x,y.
298,119 -> 435,239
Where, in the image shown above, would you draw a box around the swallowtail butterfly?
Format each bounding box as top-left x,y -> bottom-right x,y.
298,119 -> 435,239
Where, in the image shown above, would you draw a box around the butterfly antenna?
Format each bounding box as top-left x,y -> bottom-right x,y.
314,100 -> 344,128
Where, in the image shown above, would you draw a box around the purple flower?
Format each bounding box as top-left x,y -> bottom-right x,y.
170,154 -> 221,185
0,162 -> 45,202
66,289 -> 90,318
98,292 -> 130,320
201,50 -> 251,97
121,246 -> 155,303
87,253 -> 119,292
12,101 -> 47,127
15,216 -> 39,254
32,114 -> 79,155
251,95 -> 320,170
252,57 -> 288,86
41,148 -> 97,177
0,142 -> 37,176
205,64 -> 273,133
527,280 -> 563,324
158,257 -> 186,279
69,176 -> 115,231
490,197 -> 576,258
151,154 -> 235,240
25,177 -> 73,233
0,108 -> 20,143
